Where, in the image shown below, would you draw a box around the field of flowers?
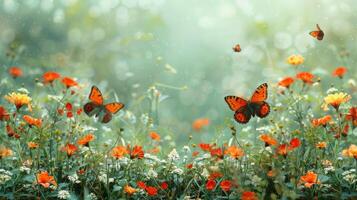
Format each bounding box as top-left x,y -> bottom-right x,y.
0,56 -> 356,200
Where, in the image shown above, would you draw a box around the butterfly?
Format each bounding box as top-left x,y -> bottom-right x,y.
224,83 -> 270,124
83,86 -> 124,123
309,24 -> 324,40
232,44 -> 241,52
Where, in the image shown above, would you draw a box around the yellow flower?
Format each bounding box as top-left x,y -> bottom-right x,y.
0,147 -> 13,159
4,92 -> 32,111
315,142 -> 327,149
342,144 -> 357,159
124,185 -> 137,195
287,54 -> 304,66
324,92 -> 351,111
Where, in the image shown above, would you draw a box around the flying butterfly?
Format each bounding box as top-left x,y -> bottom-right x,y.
309,24 -> 324,41
224,83 -> 270,124
232,44 -> 241,52
83,86 -> 124,123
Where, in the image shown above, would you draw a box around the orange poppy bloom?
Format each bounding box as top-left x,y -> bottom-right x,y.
130,145 -> 144,159
278,77 -> 295,88
277,144 -> 289,157
8,66 -> 23,78
312,115 -> 332,127
61,144 -> 77,157
43,71 -> 61,84
61,77 -> 78,88
296,72 -> 314,84
5,92 -> 32,111
28,142 -> 39,149
23,115 -> 42,128
145,186 -> 158,196
192,118 -> 210,132
206,179 -> 216,191
208,172 -> 223,180
324,93 -> 351,111
342,144 -> 357,159
224,146 -> 244,159
346,107 -> 357,127
37,171 -> 57,188
241,191 -> 258,200
111,146 -> 128,159
149,131 -> 160,141
0,147 -> 12,159
289,138 -> 301,149
199,143 -> 211,151
124,185 -> 137,195
0,106 -> 10,121
220,180 -> 232,192
287,54 -> 304,66
316,142 -> 327,149
77,133 -> 95,146
259,134 -> 278,146
332,66 -> 347,78
300,171 -> 319,188
210,147 -> 224,159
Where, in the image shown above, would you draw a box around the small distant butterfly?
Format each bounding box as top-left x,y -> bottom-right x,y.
224,83 -> 270,124
309,24 -> 324,41
83,86 -> 124,123
232,44 -> 241,52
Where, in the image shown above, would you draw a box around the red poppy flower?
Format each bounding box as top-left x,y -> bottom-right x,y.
206,179 -> 216,191
296,72 -> 314,84
199,143 -> 211,151
61,144 -> 77,157
346,107 -> 357,127
241,191 -> 258,200
208,172 -> 223,180
277,144 -> 289,157
220,180 -> 232,192
137,181 -> 146,189
332,66 -> 347,78
43,71 -> 61,84
8,66 -> 23,78
210,148 -> 224,159
145,186 -> 158,196
0,106 -> 10,121
289,138 -> 301,149
186,163 -> 193,169
278,77 -> 295,88
130,145 -> 144,159
61,77 -> 78,88
160,182 -> 168,190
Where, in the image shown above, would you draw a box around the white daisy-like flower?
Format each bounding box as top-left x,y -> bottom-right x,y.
168,148 -> 180,161
58,190 -> 71,199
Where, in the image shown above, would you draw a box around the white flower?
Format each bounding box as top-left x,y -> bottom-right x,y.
168,149 -> 180,161
324,166 -> 335,174
348,79 -> 356,87
17,88 -> 30,94
183,145 -> 191,153
0,169 -> 12,185
201,168 -> 209,178
140,113 -> 149,125
164,135 -> 172,141
58,190 -> 71,199
171,167 -> 184,175
327,87 -> 338,94
88,193 -> 97,200
68,173 -> 80,184
147,168 -> 158,178
20,166 -> 31,174
251,175 -> 262,186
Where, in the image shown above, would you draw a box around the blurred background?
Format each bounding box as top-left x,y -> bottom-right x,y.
1,0 -> 356,145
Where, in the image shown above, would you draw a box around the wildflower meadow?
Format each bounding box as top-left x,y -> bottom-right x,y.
1,1 -> 357,200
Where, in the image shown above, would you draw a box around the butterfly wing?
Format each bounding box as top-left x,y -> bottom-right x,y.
255,102 -> 270,118
234,109 -> 251,124
101,111 -> 112,123
309,24 -> 324,40
104,102 -> 124,114
250,83 -> 268,103
83,102 -> 101,117
224,96 -> 248,111
89,86 -> 104,105
233,44 -> 241,52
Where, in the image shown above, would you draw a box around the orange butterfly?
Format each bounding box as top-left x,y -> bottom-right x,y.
232,44 -> 241,52
309,24 -> 324,41
83,86 -> 124,123
224,83 -> 270,124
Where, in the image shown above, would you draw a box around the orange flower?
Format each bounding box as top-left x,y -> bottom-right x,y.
61,144 -> 77,157
145,186 -> 158,196
224,146 -> 244,159
342,144 -> 357,159
28,142 -> 39,149
332,66 -> 347,78
130,145 -> 144,159
61,77 -> 78,88
296,72 -> 314,84
210,147 -> 224,159
77,133 -> 95,146
324,93 -> 351,111
208,172 -> 223,180
300,171 -> 319,188
8,66 -> 23,78
241,191 -> 258,200
206,179 -> 216,191
287,54 -> 304,66
5,92 -> 32,111
267,170 -> 276,178
137,181 -> 146,189
289,138 -> 301,149
37,171 -> 57,188
259,134 -> 278,146
111,146 -> 128,159
149,131 -> 160,141
199,143 -> 211,151
0,147 -> 12,159
0,106 -> 10,121
192,118 -> 210,132
312,115 -> 332,127
278,77 -> 295,88
220,180 -> 232,192
23,115 -> 42,128
316,142 -> 327,149
124,185 -> 137,195
277,144 -> 289,157
346,107 -> 357,127
148,147 -> 160,154
43,71 -> 61,84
